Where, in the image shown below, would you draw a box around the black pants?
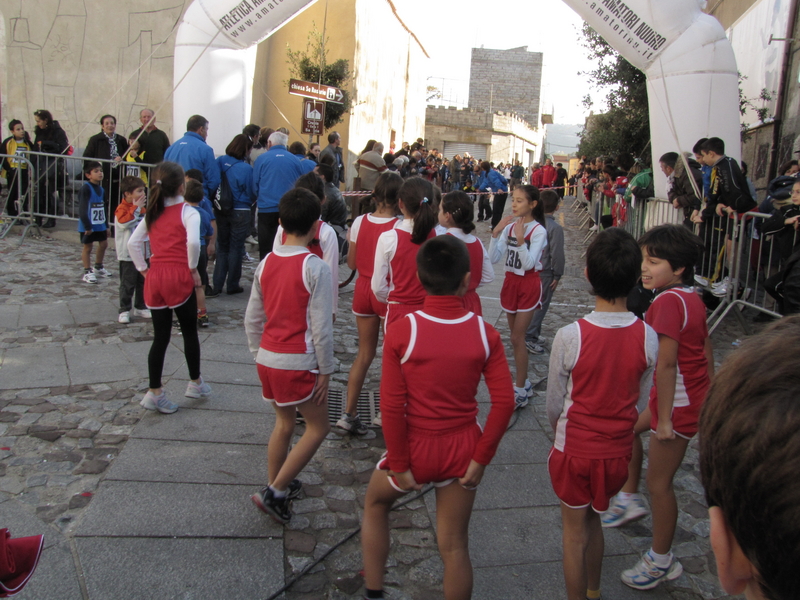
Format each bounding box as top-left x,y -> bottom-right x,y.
118,260 -> 146,312
491,192 -> 508,229
148,292 -> 200,389
477,195 -> 492,222
258,212 -> 280,260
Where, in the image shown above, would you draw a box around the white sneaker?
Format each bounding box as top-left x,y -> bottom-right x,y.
372,412 -> 382,427
140,390 -> 178,414
245,236 -> 257,245
132,308 -> 152,319
601,494 -> 649,528
693,274 -> 709,287
244,252 -> 254,262
588,224 -> 599,232
185,377 -> 212,398
711,277 -> 729,289
621,551 -> 683,590
94,267 -> 112,278
83,271 -> 97,284
118,311 -> 130,324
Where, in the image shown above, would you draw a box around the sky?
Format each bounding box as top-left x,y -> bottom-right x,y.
394,2 -> 605,126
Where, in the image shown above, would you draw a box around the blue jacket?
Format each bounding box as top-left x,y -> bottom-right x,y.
294,153 -> 318,175
164,132 -> 221,200
252,145 -> 306,213
476,169 -> 508,193
217,155 -> 255,210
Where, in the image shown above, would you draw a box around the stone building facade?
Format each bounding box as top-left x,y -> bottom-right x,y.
425,106 -> 542,166
468,46 -> 543,127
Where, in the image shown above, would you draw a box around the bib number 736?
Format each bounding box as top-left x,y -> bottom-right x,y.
505,249 -> 522,270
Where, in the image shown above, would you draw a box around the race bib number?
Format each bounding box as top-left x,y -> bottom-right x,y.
125,164 -> 140,177
90,204 -> 106,226
505,247 -> 523,271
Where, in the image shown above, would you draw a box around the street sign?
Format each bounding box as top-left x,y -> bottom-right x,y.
302,99 -> 325,135
289,78 -> 344,104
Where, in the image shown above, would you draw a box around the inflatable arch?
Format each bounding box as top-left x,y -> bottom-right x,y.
174,0 -> 739,192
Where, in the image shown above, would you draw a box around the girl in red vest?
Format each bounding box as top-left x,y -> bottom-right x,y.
128,161 -> 210,414
489,185 -> 547,409
439,190 -> 493,315
371,177 -> 437,328
337,172 -> 402,436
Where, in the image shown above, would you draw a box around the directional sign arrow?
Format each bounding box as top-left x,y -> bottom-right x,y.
335,89 -> 344,103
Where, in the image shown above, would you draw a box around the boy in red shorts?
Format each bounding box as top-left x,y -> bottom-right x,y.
547,228 -> 658,600
244,188 -> 333,524
361,235 -> 515,600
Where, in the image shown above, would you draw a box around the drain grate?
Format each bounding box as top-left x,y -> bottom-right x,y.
326,389 -> 380,426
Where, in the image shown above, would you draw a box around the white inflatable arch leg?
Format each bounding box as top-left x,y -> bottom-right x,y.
173,0 -> 316,154
560,0 -> 741,194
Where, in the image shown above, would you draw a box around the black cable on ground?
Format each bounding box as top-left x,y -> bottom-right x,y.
264,485 -> 435,600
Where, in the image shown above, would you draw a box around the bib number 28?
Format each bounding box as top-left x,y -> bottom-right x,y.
90,206 -> 106,225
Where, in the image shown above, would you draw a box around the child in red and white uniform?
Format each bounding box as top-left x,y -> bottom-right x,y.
127,161 -> 211,415
362,235 -> 514,600
615,225 -> 713,591
489,184 -> 548,408
548,229 -> 658,600
272,172 -> 339,318
244,188 -> 334,525
439,190 -> 493,315
337,172 -> 402,436
372,177 -> 437,328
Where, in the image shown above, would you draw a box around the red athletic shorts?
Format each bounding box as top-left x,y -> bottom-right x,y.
377,422 -> 481,493
384,302 -> 424,328
500,271 -> 542,313
352,276 -> 387,318
257,364 -> 317,407
548,448 -> 630,512
649,396 -> 702,439
463,290 -> 483,316
144,262 -> 194,309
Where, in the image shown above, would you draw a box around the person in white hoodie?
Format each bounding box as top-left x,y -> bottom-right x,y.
114,175 -> 151,324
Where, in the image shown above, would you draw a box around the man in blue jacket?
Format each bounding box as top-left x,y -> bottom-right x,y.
165,115 -> 220,200
252,131 -> 306,258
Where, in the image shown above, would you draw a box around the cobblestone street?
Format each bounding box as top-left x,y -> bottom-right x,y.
0,198 -> 750,599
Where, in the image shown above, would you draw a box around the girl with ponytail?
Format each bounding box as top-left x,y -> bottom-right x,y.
128,161 -> 211,414
372,176 -> 437,327
439,190 -> 494,315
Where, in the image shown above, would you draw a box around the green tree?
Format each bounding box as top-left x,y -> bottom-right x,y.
578,24 -> 650,164
286,25 -> 351,130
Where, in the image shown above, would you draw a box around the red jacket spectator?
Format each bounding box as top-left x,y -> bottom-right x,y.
531,167 -> 543,188
541,161 -> 557,188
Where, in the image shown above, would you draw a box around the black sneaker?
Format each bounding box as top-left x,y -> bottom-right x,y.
197,314 -> 209,328
251,487 -> 291,524
287,479 -> 303,500
205,287 -> 220,299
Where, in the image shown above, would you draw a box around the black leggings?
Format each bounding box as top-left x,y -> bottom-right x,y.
148,292 -> 201,389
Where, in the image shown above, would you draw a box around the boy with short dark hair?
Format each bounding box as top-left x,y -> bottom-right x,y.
184,179 -> 214,327
244,188 -> 333,524
185,169 -> 218,298
78,161 -> 110,284
525,189 -> 565,354
699,316 -> 800,600
361,234 -> 514,600
547,228 -> 658,600
114,175 -> 149,323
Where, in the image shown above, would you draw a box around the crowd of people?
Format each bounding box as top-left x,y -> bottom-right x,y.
2,108 -> 800,600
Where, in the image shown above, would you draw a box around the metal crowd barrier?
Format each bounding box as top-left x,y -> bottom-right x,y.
703,211 -> 795,334
1,151 -> 157,245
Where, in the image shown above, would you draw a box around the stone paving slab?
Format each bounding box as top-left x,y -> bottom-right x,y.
64,344 -> 140,386
162,380 -> 270,414
467,506 -> 632,568
0,346 -> 68,389
18,540 -> 84,600
105,438 -> 268,486
18,302 -> 73,327
0,304 -> 20,328
194,336 -> 255,364
473,464 -> 559,510
200,358 -> 262,386
75,480 -> 283,538
130,406 -> 273,445
473,554 -> 673,600
76,537 -> 283,600
66,298 -> 120,326
490,429 -> 552,465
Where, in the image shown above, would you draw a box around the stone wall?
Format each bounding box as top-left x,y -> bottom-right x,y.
468,46 -> 542,127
